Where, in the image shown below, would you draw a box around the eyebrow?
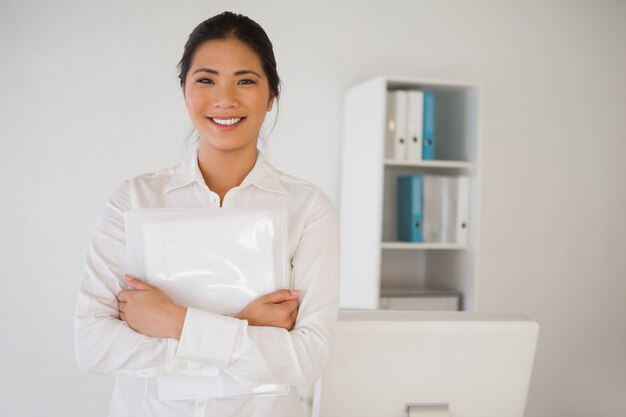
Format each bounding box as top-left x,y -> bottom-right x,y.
191,68 -> 262,77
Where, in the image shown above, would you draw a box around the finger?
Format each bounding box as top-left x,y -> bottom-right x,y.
117,290 -> 129,302
280,299 -> 299,311
287,309 -> 298,331
119,311 -> 126,322
123,275 -> 151,290
118,301 -> 126,313
289,306 -> 299,320
260,289 -> 301,304
289,302 -> 300,315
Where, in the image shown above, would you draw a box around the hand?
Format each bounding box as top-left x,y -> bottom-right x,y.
116,275 -> 187,340
235,289 -> 301,331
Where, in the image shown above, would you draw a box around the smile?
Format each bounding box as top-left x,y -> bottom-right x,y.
209,117 -> 245,126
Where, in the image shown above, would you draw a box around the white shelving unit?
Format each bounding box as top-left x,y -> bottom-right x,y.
338,76 -> 482,311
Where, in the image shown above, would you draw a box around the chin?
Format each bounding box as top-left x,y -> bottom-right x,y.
200,137 -> 257,154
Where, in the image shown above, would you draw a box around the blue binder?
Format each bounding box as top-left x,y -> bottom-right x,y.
397,175 -> 423,242
422,91 -> 435,160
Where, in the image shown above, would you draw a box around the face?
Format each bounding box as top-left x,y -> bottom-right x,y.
182,38 -> 275,155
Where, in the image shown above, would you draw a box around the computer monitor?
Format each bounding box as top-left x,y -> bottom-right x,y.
312,310 -> 539,417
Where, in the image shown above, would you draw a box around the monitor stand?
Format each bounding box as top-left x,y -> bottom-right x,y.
406,403 -> 450,417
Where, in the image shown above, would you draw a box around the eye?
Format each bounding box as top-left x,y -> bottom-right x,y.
196,78 -> 214,84
238,79 -> 257,85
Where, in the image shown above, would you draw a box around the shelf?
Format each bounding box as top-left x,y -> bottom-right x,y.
384,159 -> 472,170
381,242 -> 467,250
339,76 -> 480,311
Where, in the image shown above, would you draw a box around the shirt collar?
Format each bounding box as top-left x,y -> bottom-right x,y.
164,146 -> 287,195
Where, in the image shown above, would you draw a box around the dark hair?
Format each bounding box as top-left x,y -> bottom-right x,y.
177,11 -> 281,101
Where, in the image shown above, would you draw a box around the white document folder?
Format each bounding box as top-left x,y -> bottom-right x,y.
125,208 -> 289,316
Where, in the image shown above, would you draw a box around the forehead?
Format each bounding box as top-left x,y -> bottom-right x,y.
190,38 -> 265,73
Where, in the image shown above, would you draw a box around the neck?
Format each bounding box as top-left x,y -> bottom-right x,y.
196,144 -> 258,199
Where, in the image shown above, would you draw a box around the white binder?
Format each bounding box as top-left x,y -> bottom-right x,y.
423,175 -> 470,244
455,175 -> 470,245
439,175 -> 453,243
385,90 -> 408,160
422,175 -> 443,242
406,90 -> 424,161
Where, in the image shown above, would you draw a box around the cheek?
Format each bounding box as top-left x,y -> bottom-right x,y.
185,90 -> 208,115
250,96 -> 271,116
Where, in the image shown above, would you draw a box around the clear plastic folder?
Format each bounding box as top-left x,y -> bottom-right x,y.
124,208 -> 290,399
125,208 -> 289,316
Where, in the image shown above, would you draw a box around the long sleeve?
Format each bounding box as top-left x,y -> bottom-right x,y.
174,189 -> 340,386
74,181 -> 168,376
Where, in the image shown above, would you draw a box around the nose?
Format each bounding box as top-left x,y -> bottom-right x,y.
213,84 -> 239,109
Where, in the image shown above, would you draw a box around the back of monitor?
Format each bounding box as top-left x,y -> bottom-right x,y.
313,311 -> 539,417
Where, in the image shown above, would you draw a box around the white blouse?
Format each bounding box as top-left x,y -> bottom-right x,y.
74,147 -> 339,417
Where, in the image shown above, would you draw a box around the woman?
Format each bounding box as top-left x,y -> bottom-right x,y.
74,11 -> 339,417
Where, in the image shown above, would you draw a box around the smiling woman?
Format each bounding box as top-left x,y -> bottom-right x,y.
182,38 -> 275,175
178,15 -> 281,204
74,11 -> 339,417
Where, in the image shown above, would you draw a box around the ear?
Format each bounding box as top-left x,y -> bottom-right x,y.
267,95 -> 275,112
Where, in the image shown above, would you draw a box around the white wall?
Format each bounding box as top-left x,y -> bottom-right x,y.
1,0 -> 624,416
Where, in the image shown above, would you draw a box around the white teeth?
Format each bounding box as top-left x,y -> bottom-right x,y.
211,117 -> 242,126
